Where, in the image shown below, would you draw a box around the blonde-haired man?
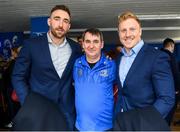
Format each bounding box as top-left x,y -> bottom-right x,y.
115,11 -> 175,120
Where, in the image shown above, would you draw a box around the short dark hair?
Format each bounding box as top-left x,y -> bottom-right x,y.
50,5 -> 71,18
82,28 -> 104,42
163,38 -> 175,48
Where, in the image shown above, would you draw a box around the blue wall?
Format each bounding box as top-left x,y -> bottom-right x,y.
31,16 -> 48,37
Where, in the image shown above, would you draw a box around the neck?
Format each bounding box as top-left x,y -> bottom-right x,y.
86,55 -> 101,63
48,31 -> 64,45
125,48 -> 131,55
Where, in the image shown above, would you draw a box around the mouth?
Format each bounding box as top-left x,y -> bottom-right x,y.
124,36 -> 134,43
56,28 -> 64,33
87,49 -> 95,53
125,38 -> 132,43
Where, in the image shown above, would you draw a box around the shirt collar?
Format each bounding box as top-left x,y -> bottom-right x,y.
122,40 -> 144,57
80,53 -> 107,68
47,33 -> 67,48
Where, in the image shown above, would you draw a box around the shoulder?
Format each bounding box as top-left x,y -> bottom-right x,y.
24,35 -> 47,43
103,54 -> 116,68
66,37 -> 78,45
143,44 -> 169,58
74,55 -> 85,66
106,57 -> 115,65
143,44 -> 159,53
67,38 -> 81,48
66,37 -> 82,55
23,35 -> 47,48
143,45 -> 171,70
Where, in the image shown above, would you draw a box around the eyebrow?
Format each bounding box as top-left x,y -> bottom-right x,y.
84,39 -> 100,42
53,16 -> 60,19
53,16 -> 69,19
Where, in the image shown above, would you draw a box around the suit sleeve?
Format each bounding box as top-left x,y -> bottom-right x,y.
11,41 -> 31,104
152,52 -> 175,118
171,56 -> 180,93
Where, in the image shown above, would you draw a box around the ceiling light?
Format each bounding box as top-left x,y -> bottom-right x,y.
138,14 -> 180,20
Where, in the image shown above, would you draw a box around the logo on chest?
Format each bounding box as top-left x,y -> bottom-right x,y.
100,69 -> 108,77
78,68 -> 83,77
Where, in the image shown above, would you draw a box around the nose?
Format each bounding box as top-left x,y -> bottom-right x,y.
125,29 -> 131,37
89,43 -> 94,48
58,19 -> 63,27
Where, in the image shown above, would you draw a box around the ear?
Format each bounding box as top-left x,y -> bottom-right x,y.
47,18 -> 51,27
82,41 -> 85,49
68,23 -> 71,30
101,41 -> 104,49
140,27 -> 142,36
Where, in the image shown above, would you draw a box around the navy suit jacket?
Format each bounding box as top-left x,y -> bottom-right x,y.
113,106 -> 170,131
12,91 -> 67,131
115,44 -> 175,118
11,34 -> 82,130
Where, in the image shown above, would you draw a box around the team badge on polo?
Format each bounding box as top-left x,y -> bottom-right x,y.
100,69 -> 108,77
78,68 -> 83,77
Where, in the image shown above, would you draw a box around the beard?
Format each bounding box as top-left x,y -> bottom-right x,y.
51,27 -> 67,39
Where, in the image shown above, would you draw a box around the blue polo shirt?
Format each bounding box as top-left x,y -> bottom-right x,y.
73,54 -> 116,131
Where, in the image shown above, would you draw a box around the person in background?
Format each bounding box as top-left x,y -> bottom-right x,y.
3,46 -> 22,127
73,28 -> 116,131
105,44 -> 123,60
77,35 -> 83,46
161,38 -> 180,125
115,11 -> 175,120
77,35 -> 84,52
11,5 -> 82,130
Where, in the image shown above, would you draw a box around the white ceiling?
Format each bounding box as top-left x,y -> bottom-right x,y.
0,0 -> 180,43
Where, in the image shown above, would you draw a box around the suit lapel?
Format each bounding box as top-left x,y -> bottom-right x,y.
41,36 -> 81,80
123,45 -> 148,85
116,53 -> 123,89
41,35 -> 60,78
60,39 -> 81,81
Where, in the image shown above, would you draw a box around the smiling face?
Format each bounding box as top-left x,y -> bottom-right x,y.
118,11 -> 142,53
118,18 -> 142,53
47,9 -> 71,41
82,32 -> 104,63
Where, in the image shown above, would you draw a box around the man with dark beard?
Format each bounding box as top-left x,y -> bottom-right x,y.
11,5 -> 82,130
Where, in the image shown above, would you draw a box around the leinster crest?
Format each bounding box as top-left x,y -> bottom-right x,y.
78,68 -> 83,77
100,69 -> 108,77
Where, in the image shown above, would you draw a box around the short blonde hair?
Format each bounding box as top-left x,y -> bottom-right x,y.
118,11 -> 141,27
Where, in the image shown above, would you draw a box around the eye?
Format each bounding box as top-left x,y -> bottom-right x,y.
85,40 -> 91,44
63,19 -> 70,24
130,27 -> 136,32
93,40 -> 99,44
54,17 -> 60,21
120,29 -> 126,33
